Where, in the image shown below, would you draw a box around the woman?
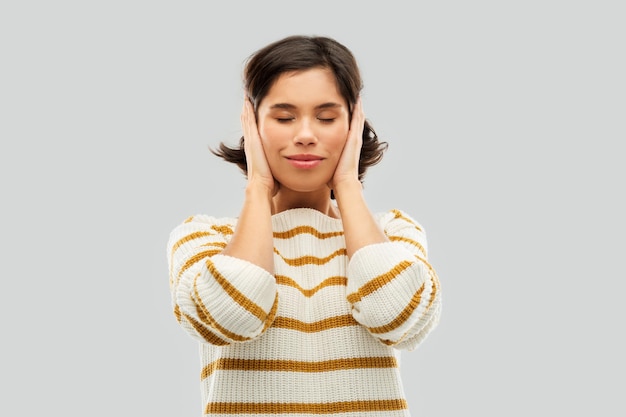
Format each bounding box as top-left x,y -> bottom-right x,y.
167,35 -> 441,416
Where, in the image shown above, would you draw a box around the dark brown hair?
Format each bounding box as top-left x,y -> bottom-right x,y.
212,35 -> 388,191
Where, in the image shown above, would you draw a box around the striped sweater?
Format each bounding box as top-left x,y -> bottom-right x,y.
167,207 -> 441,416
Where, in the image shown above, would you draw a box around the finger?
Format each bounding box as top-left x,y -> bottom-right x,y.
241,97 -> 268,173
345,101 -> 364,155
349,97 -> 365,135
241,98 -> 259,150
241,97 -> 248,138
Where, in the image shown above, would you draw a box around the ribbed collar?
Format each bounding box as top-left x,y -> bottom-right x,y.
271,208 -> 344,233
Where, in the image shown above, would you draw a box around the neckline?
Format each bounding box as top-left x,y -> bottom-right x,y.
271,207 -> 344,226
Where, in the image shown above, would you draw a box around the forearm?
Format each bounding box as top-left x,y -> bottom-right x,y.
221,182 -> 275,273
334,179 -> 389,258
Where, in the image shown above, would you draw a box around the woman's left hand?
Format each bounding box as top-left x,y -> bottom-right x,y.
329,97 -> 365,192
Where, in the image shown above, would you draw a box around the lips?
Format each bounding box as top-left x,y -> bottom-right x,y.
286,154 -> 324,169
287,154 -> 323,161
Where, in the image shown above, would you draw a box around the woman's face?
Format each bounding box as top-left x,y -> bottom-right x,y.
256,67 -> 350,195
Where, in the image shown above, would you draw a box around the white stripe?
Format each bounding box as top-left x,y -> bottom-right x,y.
274,254 -> 348,278
200,326 -> 399,363
276,280 -> 347,299
274,288 -> 351,322
202,367 -> 406,403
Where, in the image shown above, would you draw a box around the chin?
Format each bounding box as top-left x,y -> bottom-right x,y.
278,183 -> 331,196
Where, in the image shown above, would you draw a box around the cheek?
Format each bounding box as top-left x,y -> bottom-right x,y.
259,123 -> 289,142
327,124 -> 350,150
258,124 -> 283,150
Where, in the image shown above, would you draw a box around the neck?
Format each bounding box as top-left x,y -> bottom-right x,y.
272,188 -> 340,218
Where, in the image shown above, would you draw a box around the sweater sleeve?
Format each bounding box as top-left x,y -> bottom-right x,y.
346,209 -> 442,351
166,215 -> 278,346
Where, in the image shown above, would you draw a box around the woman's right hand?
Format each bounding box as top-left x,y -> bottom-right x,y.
220,97 -> 277,273
241,97 -> 278,196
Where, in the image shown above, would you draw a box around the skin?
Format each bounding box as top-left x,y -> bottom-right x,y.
222,67 -> 388,273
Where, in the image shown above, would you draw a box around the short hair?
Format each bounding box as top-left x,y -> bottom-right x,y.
212,35 -> 388,190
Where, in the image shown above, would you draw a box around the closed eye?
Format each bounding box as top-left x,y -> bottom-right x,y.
276,118 -> 294,123
318,118 -> 335,123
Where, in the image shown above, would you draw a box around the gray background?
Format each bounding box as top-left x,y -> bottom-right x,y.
1,1 -> 624,416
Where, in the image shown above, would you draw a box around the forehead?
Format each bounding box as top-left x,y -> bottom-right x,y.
261,68 -> 346,108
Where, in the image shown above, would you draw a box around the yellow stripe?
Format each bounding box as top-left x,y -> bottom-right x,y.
261,294 -> 280,332
272,315 -> 357,333
414,255 -> 441,311
274,248 -> 347,266
387,279 -> 439,347
205,399 -> 407,414
211,224 -> 234,235
177,249 -> 222,278
385,257 -> 441,346
173,304 -> 182,323
169,231 -> 215,279
201,356 -> 398,379
367,284 -> 425,334
273,226 -> 344,239
389,235 -> 427,256
275,275 -> 347,297
179,310 -> 229,346
346,260 -> 413,304
169,224 -> 230,279
391,209 -> 422,232
415,255 -> 439,289
201,241 -> 227,248
171,231 -> 213,254
184,273 -> 279,344
171,243 -> 225,282
205,258 -> 270,322
192,275 -> 252,343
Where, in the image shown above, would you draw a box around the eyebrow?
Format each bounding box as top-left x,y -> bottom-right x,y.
269,102 -> 342,110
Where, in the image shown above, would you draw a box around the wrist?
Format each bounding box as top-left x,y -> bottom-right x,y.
333,179 -> 363,201
245,179 -> 274,201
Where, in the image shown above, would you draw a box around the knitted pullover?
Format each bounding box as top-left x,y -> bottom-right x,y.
167,208 -> 441,416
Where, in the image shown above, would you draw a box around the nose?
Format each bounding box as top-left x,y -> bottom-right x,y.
293,120 -> 318,146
